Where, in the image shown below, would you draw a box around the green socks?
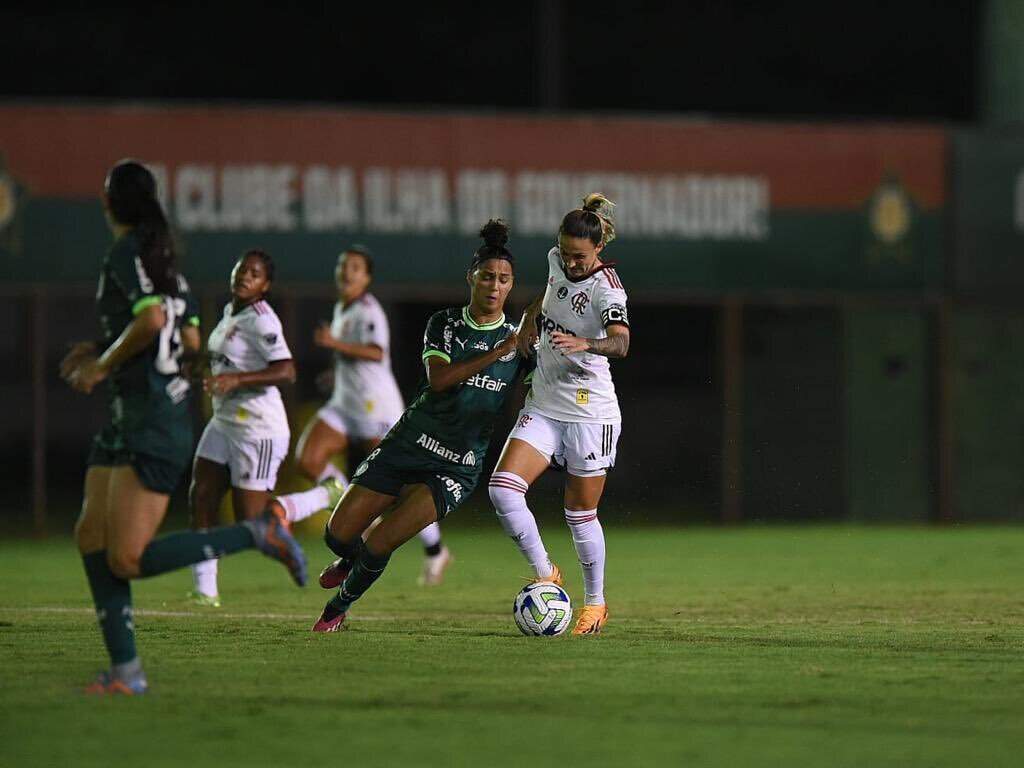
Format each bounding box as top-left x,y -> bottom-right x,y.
82,551 -> 137,666
335,541 -> 391,612
138,525 -> 254,578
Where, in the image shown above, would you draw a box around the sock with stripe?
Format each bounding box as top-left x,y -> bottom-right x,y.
489,471 -> 552,578
418,521 -> 442,551
82,550 -> 138,666
279,485 -> 331,524
138,525 -> 254,577
565,508 -> 606,606
191,557 -> 219,597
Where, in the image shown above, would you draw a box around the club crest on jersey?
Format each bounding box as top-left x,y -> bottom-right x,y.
263,333 -> 278,345
557,286 -> 569,300
498,346 -> 516,362
571,292 -> 590,316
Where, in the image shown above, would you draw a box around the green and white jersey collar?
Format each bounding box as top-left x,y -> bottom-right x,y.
462,306 -> 505,331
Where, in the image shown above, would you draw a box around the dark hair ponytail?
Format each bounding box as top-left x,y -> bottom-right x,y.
469,219 -> 514,271
559,192 -> 616,247
104,159 -> 178,295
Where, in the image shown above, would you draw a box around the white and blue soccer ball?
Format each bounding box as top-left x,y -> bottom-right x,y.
513,581 -> 572,636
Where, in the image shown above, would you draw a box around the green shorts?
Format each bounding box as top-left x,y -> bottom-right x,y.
351,436 -> 479,521
87,419 -> 192,495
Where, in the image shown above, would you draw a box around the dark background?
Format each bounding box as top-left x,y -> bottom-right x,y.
0,1 -> 981,120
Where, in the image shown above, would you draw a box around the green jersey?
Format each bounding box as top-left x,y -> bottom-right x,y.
389,306 -> 526,470
90,231 -> 199,491
97,231 -> 199,407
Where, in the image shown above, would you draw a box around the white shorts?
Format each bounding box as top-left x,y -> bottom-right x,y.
195,420 -> 288,491
507,405 -> 620,478
316,402 -> 398,442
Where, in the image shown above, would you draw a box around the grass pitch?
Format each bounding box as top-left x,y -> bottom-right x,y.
1,522 -> 1022,768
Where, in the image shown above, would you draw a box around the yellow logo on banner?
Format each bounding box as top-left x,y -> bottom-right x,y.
576,389 -> 589,405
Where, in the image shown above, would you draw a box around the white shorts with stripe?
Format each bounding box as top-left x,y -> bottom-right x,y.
506,404 -> 620,478
315,402 -> 400,442
195,420 -> 288,491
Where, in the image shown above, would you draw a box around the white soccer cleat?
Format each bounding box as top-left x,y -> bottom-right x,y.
418,545 -> 453,586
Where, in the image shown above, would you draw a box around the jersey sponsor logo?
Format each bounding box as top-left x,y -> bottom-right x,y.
576,388 -> 590,405
461,451 -> 476,467
465,373 -> 507,392
436,474 -> 463,502
416,433 -> 465,464
538,312 -> 577,338
601,304 -> 629,326
556,286 -> 568,300
472,341 -> 489,351
570,291 -> 590,316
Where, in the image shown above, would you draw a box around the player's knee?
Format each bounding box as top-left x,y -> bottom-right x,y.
107,548 -> 141,579
488,471 -> 528,513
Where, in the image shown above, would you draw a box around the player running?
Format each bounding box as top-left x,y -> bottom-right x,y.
293,245 -> 452,586
309,220 -> 527,631
61,160 -> 306,695
488,194 -> 629,635
187,249 -> 311,607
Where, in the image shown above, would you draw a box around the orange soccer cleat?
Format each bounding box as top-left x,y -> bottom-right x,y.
531,562 -> 563,587
571,604 -> 609,635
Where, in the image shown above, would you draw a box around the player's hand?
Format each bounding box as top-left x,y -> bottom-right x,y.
315,368 -> 334,395
495,331 -> 519,359
204,373 -> 242,395
550,331 -> 589,355
313,323 -> 335,349
515,313 -> 538,357
67,357 -> 108,394
60,341 -> 97,380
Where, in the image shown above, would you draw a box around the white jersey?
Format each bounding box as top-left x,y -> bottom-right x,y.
327,292 -> 405,419
529,247 -> 629,423
207,299 -> 292,439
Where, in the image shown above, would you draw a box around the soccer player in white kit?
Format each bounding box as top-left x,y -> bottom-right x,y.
188,249 -> 297,605
293,246 -> 452,585
489,194 -> 629,635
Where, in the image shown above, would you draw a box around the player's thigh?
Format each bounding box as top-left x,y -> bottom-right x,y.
297,410 -> 349,463
563,473 -> 608,511
494,439 -> 552,485
327,483 -> 395,542
189,456 -> 230,527
365,484 -> 438,555
106,465 -> 171,578
74,466 -> 113,553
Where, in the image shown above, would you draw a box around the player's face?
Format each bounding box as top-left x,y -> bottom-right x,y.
468,258 -> 514,313
558,235 -> 604,278
336,252 -> 371,300
231,255 -> 271,303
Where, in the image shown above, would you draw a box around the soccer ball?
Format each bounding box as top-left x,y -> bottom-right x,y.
513,581 -> 572,636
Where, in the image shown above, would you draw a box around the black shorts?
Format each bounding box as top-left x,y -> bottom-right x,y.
87,420 -> 192,495
351,436 -> 479,521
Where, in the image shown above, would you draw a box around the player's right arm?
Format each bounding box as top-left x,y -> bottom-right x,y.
421,311 -> 517,393
516,294 -> 543,358
67,303 -> 166,394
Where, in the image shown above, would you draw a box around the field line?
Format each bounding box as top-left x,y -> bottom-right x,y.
0,605 -> 503,622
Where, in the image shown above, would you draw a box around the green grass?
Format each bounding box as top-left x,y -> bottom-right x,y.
1,523 -> 1023,768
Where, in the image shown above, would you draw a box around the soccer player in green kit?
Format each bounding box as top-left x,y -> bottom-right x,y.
311,220 -> 527,631
60,160 -> 306,694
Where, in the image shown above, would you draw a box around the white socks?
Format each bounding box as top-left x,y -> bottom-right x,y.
565,508 -> 605,606
418,522 -> 442,548
278,485 -> 331,524
192,557 -> 219,598
317,463 -> 348,485
489,471 -> 552,578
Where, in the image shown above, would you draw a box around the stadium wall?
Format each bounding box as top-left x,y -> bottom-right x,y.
1,104 -> 1022,526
